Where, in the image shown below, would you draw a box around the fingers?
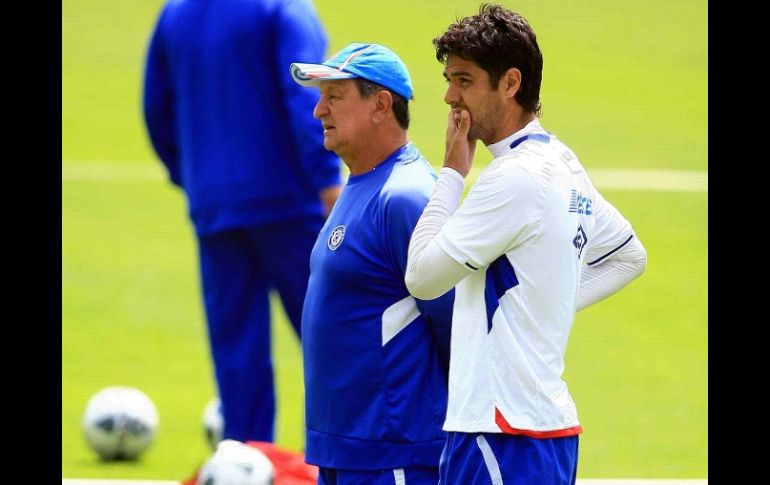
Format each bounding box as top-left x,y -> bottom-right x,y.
456,109 -> 471,139
446,108 -> 459,137
444,108 -> 474,178
446,108 -> 469,139
447,108 -> 457,125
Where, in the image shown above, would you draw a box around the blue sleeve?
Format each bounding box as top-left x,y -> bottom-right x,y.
384,186 -> 454,377
273,0 -> 342,191
142,10 -> 181,187
416,290 -> 453,377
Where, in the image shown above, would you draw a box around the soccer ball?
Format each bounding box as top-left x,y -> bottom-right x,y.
198,439 -> 275,485
203,397 -> 224,449
82,386 -> 159,460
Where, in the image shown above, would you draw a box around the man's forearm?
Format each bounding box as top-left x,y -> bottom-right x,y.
406,167 -> 467,300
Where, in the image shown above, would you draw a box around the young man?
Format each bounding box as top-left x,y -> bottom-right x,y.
405,5 -> 648,484
290,43 -> 454,485
142,0 -> 342,443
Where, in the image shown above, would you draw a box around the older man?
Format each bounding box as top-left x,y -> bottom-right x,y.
290,43 -> 454,485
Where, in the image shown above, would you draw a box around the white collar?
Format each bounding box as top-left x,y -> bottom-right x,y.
486,118 -> 547,159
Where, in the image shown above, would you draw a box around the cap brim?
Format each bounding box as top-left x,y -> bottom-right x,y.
290,63 -> 356,87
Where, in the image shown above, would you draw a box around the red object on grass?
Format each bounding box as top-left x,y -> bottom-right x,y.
181,441 -> 318,485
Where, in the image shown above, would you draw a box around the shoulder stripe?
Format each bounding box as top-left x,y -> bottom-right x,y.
509,133 -> 551,150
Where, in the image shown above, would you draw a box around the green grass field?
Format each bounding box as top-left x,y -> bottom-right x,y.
62,0 -> 707,480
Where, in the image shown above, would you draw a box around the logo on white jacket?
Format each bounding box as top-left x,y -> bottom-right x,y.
328,225 -> 346,250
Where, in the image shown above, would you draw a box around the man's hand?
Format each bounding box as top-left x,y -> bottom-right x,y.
319,184 -> 342,217
444,108 -> 476,178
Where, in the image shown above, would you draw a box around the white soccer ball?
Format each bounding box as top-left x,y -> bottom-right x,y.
203,397 -> 224,449
198,439 -> 275,485
82,386 -> 159,460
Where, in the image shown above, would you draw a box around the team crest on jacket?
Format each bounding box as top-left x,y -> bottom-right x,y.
573,224 -> 587,258
328,225 -> 346,250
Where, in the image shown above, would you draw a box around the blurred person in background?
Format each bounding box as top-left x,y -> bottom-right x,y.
143,0 -> 342,443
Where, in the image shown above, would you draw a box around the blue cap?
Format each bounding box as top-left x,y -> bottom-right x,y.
290,43 -> 413,100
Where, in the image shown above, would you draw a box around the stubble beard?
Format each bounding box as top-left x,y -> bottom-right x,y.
470,99 -> 505,145
468,116 -> 492,144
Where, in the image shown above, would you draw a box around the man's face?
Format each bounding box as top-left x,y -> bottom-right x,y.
313,79 -> 373,159
443,55 -> 505,145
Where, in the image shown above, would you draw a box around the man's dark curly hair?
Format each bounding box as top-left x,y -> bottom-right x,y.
433,3 -> 543,116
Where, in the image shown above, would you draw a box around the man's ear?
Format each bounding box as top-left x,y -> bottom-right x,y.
500,67 -> 522,99
372,90 -> 394,124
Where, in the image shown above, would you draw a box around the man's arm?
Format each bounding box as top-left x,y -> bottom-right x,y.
577,186 -> 647,311
414,290 -> 455,377
576,235 -> 647,311
381,179 -> 458,374
142,13 -> 181,187
406,108 -> 476,300
405,168 -> 470,300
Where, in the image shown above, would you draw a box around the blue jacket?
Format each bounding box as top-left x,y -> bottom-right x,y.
143,0 -> 341,235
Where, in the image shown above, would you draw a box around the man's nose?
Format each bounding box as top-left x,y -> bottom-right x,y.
313,97 -> 328,119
